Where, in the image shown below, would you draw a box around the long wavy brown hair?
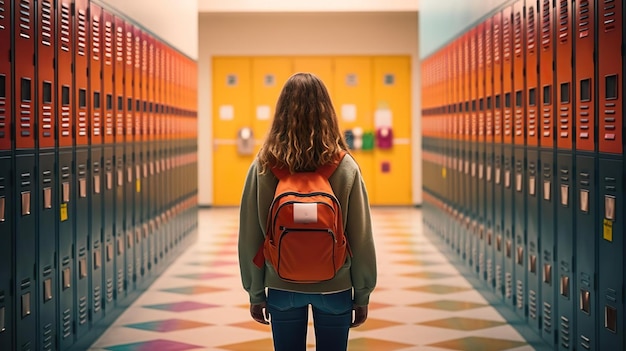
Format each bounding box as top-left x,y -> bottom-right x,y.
257,73 -> 350,174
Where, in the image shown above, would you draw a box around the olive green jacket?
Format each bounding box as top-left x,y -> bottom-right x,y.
238,154 -> 377,306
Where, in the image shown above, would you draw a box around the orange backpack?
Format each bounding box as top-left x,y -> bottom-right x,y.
253,152 -> 351,283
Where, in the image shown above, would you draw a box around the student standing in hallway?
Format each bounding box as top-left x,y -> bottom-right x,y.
238,73 -> 377,351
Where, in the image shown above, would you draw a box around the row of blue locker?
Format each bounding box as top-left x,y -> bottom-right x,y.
0,140 -> 199,350
422,137 -> 624,351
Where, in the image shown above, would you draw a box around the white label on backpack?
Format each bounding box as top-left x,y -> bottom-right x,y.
294,203 -> 318,223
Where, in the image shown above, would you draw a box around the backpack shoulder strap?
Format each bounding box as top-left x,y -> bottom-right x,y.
316,151 -> 347,179
270,166 -> 291,181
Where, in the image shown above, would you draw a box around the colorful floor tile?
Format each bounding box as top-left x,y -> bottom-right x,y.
89,207 -> 549,351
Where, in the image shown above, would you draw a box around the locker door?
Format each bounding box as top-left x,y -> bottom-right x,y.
468,29 -> 479,272
555,0 -> 574,150
526,2 -> 539,148
115,145 -> 126,301
476,23 -> 487,281
511,0 -> 527,321
333,57 -> 374,200
575,155 -> 597,350
252,57 -> 292,152
37,154 -> 56,351
597,0 -> 622,155
540,151 -> 557,346
37,0 -> 55,150
212,57 -> 252,206
74,150 -> 90,336
597,2 -> 623,349
484,17 -> 495,288
525,0 -> 541,335
0,0 -> 10,152
526,148 -> 540,331
14,155 -> 37,350
539,0 -> 556,149
492,10 -> 505,298
574,1 -> 597,348
74,0 -> 90,340
598,160 -> 624,351
124,21 -> 136,292
501,5 -> 515,308
15,0 -> 36,150
57,0 -> 73,148
89,3 -> 105,327
0,155 -> 12,351
90,151 -> 104,323
57,154 -> 75,349
132,25 -> 143,284
102,149 -> 115,310
75,0 -> 89,147
372,56 -> 411,205
556,152 -> 575,350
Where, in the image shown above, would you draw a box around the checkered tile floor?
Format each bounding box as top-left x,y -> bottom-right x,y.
88,207 -> 545,351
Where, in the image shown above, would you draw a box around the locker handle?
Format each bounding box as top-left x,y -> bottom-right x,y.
43,187 -> 52,209
44,278 -> 53,302
62,268 -> 71,290
79,179 -> 87,198
0,307 -> 4,332
605,195 -> 616,220
580,190 -> 589,213
580,290 -> 590,314
543,264 -> 552,285
21,191 -> 31,216
62,182 -> 70,203
560,275 -> 570,298
605,305 -> 617,333
93,174 -> 101,194
0,196 -> 4,221
21,292 -> 31,318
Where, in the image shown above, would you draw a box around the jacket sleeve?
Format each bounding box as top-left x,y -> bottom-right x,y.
238,161 -> 267,304
345,167 -> 377,306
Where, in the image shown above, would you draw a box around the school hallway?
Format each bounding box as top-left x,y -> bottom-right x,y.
86,207 -> 548,351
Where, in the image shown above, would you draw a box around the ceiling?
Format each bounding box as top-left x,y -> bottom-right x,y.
198,0 -> 418,13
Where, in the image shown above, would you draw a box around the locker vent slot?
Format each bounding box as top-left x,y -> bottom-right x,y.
125,30 -> 133,65
487,259 -> 493,284
514,11 -> 522,56
493,20 -> 501,62
40,0 -> 52,46
543,302 -> 552,332
77,9 -> 87,56
516,280 -> 523,309
558,0 -> 569,42
93,91 -> 101,136
560,316 -> 570,348
60,3 -> 70,52
541,0 -> 552,49
503,14 -> 511,61
117,269 -> 124,293
116,25 -> 123,62
61,85 -> 71,137
93,286 -> 101,312
43,322 -> 53,350
62,308 -> 71,338
601,2 -> 617,32
529,290 -> 537,319
106,278 -> 114,302
104,20 -> 113,62
79,296 -> 87,325
527,7 -> 535,52
92,14 -> 100,59
19,0 -> 32,39
505,272 -> 512,299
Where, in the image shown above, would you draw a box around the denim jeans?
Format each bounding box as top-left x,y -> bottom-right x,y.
266,288 -> 352,351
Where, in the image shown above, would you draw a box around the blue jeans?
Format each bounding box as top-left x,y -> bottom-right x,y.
267,288 -> 352,351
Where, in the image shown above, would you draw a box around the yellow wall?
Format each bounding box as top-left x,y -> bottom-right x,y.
212,56 -> 411,206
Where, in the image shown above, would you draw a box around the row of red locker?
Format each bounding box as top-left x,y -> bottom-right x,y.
421,0 -> 622,155
0,0 -> 198,151
420,0 -> 625,350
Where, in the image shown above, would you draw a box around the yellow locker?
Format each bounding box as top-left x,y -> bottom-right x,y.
332,57 -> 375,200
252,57 -> 293,144
372,56 -> 412,205
212,57 -> 254,205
